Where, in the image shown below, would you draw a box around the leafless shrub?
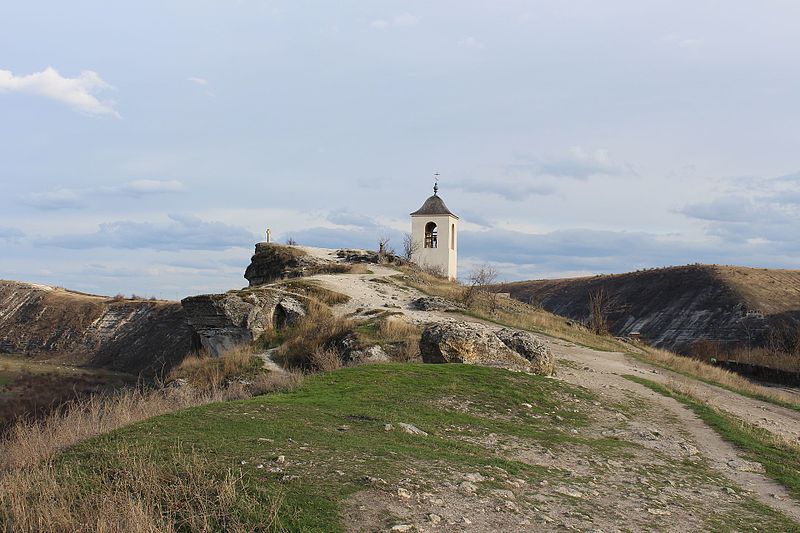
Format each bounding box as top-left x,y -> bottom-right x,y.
588,287 -> 617,336
402,233 -> 420,262
285,236 -> 297,245
461,264 -> 499,311
421,264 -> 447,279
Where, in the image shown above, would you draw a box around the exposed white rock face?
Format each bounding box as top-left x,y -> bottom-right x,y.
419,321 -> 554,375
0,280 -> 195,375
182,287 -> 309,358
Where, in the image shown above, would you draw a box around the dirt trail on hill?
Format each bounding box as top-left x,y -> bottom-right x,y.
304,258 -> 800,523
550,340 -> 800,522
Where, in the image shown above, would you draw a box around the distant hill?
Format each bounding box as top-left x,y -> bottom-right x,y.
499,265 -> 800,354
0,280 -> 198,376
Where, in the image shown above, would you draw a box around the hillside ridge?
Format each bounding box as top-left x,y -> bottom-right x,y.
499,264 -> 800,354
0,279 -> 197,375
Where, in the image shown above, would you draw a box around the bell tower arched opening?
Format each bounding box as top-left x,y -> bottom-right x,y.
424,222 -> 438,249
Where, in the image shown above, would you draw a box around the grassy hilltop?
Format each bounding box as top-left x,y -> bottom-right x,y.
3,364 -> 797,532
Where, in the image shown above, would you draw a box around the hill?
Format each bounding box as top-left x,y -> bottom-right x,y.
4,364 -> 799,532
499,265 -> 800,355
0,280 -> 198,375
3,249 -> 800,530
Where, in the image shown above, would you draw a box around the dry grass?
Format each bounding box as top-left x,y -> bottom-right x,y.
376,317 -> 422,362
635,346 -> 800,408
273,300 -> 354,371
247,370 -> 304,396
728,348 -> 800,373
0,387 -> 215,472
0,370 -> 302,473
280,280 -> 351,306
168,345 -> 263,392
0,445 -> 283,533
346,263 -> 372,275
310,349 -> 342,372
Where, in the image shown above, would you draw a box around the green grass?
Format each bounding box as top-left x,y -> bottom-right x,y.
624,374 -> 800,501
51,364 -> 611,531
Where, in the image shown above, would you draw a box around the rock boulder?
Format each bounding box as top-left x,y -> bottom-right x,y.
420,322 -> 554,375
410,296 -> 462,312
494,328 -> 555,375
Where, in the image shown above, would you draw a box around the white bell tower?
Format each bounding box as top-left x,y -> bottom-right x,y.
410,180 -> 459,280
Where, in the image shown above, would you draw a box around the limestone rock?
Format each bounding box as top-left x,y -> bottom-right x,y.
494,328 -> 555,376
182,287 -> 306,357
245,243 -> 343,286
274,297 -> 306,327
348,344 -> 390,364
410,296 -> 462,312
398,422 -> 428,436
419,322 -> 535,372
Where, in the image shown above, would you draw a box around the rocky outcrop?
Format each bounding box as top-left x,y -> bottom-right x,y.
411,297 -> 462,312
0,280 -> 197,375
244,243 -> 363,287
181,287 -> 306,357
419,321 -> 554,374
494,328 -> 555,376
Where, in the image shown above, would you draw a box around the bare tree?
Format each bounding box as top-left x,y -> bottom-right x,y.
377,234 -> 395,261
462,264 -> 499,311
402,233 -> 421,262
285,237 -> 298,245
587,287 -> 617,336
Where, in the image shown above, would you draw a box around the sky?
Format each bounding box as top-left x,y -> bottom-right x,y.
1,1 -> 799,299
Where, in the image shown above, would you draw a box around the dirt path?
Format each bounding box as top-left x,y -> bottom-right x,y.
302,252 -> 800,523
549,340 -> 800,522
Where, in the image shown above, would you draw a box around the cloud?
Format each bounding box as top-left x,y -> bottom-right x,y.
663,34 -> 703,49
456,226 -> 793,281
456,179 -> 555,201
326,209 -> 377,229
0,226 -> 24,243
393,13 -> 419,27
680,197 -> 761,223
0,67 -> 119,117
115,179 -> 185,196
455,147 -> 631,200
535,147 -> 629,179
370,13 -> 418,30
37,213 -> 256,251
23,180 -> 186,210
679,172 -> 800,248
457,37 -> 486,50
187,77 -> 208,86
24,188 -> 85,210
